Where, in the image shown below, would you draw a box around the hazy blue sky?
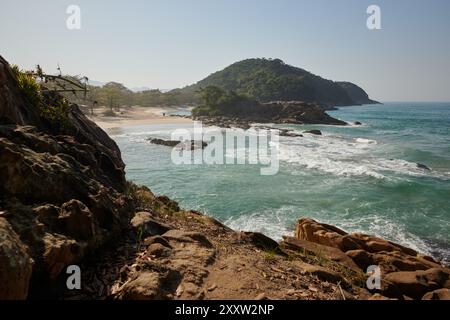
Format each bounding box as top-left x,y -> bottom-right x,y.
1,0 -> 449,101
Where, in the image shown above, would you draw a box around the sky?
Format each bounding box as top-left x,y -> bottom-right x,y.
1,0 -> 449,101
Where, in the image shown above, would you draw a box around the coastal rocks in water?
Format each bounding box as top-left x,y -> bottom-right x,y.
252,126 -> 303,138
303,130 -> 322,136
148,138 -> 208,150
422,288 -> 450,300
295,218 -> 419,257
194,116 -> 251,130
279,129 -> 303,137
147,138 -> 179,147
384,268 -> 450,300
265,101 -> 347,126
0,218 -> 34,299
345,249 -> 442,274
193,101 -> 348,128
354,121 -> 362,125
294,218 -> 450,299
416,163 -> 431,171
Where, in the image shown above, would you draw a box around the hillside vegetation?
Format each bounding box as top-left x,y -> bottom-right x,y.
181,58 -> 378,106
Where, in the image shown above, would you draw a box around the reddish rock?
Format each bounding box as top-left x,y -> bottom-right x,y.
283,236 -> 361,272
384,268 -> 450,300
422,288 -> 450,300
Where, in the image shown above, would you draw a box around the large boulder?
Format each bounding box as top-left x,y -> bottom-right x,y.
294,218 -> 450,299
282,236 -> 361,272
384,268 -> 450,300
422,288 -> 450,300
295,218 -> 418,255
295,218 -> 442,273
0,218 -> 34,299
346,249 -> 441,274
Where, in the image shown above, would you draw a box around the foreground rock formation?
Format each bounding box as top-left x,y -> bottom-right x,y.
62,188 -> 371,300
0,55 -> 447,300
294,218 -> 450,300
0,55 -> 133,298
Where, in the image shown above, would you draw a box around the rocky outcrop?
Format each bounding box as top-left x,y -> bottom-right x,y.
194,101 -> 347,128
304,130 -> 322,136
68,196 -> 370,301
282,237 -> 361,272
0,55 -> 133,298
384,268 -> 450,300
293,218 -> 450,300
422,288 -> 450,300
148,138 -> 208,150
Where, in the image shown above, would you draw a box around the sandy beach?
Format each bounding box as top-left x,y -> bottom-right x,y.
87,105 -> 193,130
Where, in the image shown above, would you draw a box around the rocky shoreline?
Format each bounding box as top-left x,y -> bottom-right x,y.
1,55 -> 449,300
193,100 -> 348,130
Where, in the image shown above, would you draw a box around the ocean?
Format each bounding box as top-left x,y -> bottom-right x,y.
108,102 -> 450,263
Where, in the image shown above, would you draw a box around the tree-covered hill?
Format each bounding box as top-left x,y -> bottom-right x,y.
180,58 -> 378,106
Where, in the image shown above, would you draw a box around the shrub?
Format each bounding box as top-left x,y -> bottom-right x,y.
11,65 -> 42,107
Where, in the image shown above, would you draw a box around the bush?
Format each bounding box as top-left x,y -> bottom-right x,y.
11,65 -> 42,107
11,65 -> 72,129
192,85 -> 256,117
39,91 -> 72,129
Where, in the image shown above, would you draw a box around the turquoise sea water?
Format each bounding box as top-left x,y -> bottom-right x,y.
109,103 -> 450,263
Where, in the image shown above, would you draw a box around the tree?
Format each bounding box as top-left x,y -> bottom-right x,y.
102,82 -> 131,112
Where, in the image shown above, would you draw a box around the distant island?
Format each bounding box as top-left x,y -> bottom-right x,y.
179,58 -> 379,107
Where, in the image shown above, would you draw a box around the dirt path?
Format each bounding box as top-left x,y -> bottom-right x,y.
64,187 -> 368,300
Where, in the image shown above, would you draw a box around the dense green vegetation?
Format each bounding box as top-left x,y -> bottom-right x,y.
11,65 -> 42,107
192,86 -> 258,117
336,81 -> 378,105
12,66 -> 72,129
65,82 -> 198,113
60,58 -> 377,113
181,58 -> 377,106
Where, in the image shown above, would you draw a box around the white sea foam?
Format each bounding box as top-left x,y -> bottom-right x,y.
327,214 -> 436,258
356,138 -> 377,144
223,208 -> 438,260
278,134 -> 386,178
277,133 -> 445,179
224,207 -> 295,241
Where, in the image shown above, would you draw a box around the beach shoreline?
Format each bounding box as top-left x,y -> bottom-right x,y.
87,105 -> 193,130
